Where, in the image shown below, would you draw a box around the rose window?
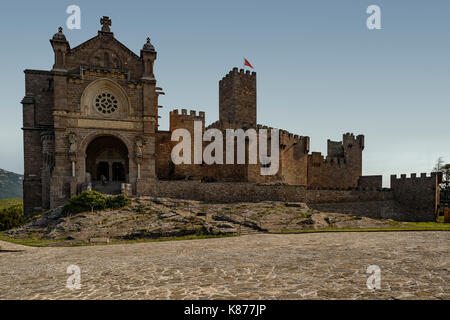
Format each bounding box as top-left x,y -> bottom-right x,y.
95,93 -> 118,114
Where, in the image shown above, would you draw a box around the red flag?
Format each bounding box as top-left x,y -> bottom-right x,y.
244,58 -> 254,69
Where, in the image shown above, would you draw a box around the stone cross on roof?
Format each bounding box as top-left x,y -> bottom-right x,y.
100,16 -> 112,32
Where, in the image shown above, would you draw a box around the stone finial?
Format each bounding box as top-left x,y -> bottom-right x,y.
100,16 -> 112,32
52,26 -> 67,42
142,37 -> 156,52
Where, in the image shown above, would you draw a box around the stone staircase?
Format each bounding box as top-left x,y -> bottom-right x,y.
237,225 -> 262,236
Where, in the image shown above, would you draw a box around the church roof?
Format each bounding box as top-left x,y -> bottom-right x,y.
68,16 -> 143,60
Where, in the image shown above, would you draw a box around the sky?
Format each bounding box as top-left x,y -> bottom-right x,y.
0,0 -> 448,187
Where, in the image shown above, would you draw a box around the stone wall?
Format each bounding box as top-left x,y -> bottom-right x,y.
153,180 -> 439,222
390,173 -> 441,221
309,201 -> 409,221
307,133 -> 364,188
155,181 -> 393,203
358,175 -> 383,189
156,130 -> 173,179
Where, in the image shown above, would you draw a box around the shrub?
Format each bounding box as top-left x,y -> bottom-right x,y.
106,194 -> 131,209
63,192 -> 131,215
0,204 -> 24,231
63,191 -> 107,215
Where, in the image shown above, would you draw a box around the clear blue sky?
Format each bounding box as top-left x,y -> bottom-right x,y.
0,0 -> 449,186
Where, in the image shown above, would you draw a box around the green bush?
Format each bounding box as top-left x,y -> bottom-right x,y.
63,191 -> 107,215
106,194 -> 131,209
0,204 -> 24,231
63,191 -> 131,215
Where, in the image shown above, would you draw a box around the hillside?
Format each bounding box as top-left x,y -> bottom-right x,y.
3,197 -> 415,246
0,169 -> 23,199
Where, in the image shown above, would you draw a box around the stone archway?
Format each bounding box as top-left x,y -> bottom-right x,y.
85,135 -> 129,193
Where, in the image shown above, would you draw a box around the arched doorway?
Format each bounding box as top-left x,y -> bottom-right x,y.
85,136 -> 129,193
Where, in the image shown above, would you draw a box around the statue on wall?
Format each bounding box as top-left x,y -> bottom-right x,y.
135,136 -> 144,159
68,133 -> 77,154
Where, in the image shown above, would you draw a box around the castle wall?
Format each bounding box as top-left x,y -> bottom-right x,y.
156,130 -> 172,179
154,180 -> 438,221
308,200 -> 409,221
390,173 -> 441,221
245,128 -> 310,185
155,180 -> 392,203
276,130 -> 309,185
358,175 -> 383,189
168,109 -> 206,179
307,134 -> 364,188
313,173 -> 442,222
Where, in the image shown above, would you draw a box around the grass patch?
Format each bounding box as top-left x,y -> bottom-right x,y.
272,217 -> 449,234
0,232 -> 65,247
405,221 -> 450,229
0,231 -> 237,248
111,233 -> 237,245
0,198 -> 23,210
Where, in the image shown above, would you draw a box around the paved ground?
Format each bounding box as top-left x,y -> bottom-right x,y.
0,232 -> 448,300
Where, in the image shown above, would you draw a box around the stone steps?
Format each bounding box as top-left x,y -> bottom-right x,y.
236,225 -> 262,236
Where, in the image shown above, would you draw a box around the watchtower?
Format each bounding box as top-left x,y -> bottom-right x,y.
219,68 -> 256,129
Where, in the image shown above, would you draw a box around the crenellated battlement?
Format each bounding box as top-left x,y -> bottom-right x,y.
219,67 -> 256,87
169,108 -> 205,119
343,132 -> 365,150
390,172 -> 442,183
309,152 -> 348,168
278,129 -> 310,153
389,172 -> 442,221
169,108 -> 206,132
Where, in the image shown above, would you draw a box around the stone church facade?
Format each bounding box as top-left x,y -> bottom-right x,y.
21,17 -> 365,216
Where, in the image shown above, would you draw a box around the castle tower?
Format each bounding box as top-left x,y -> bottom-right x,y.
343,132 -> 364,177
219,68 -> 256,129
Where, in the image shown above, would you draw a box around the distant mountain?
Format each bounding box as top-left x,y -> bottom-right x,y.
0,169 -> 23,199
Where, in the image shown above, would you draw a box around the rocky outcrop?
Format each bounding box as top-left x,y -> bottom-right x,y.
3,197 -> 409,246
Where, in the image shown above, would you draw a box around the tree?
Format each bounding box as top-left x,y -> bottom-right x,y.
442,164 -> 450,190
442,165 -> 450,213
433,158 -> 449,215
433,157 -> 445,173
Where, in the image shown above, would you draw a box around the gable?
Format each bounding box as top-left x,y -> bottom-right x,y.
65,32 -> 143,79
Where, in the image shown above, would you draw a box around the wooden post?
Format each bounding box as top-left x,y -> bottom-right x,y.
444,207 -> 450,223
